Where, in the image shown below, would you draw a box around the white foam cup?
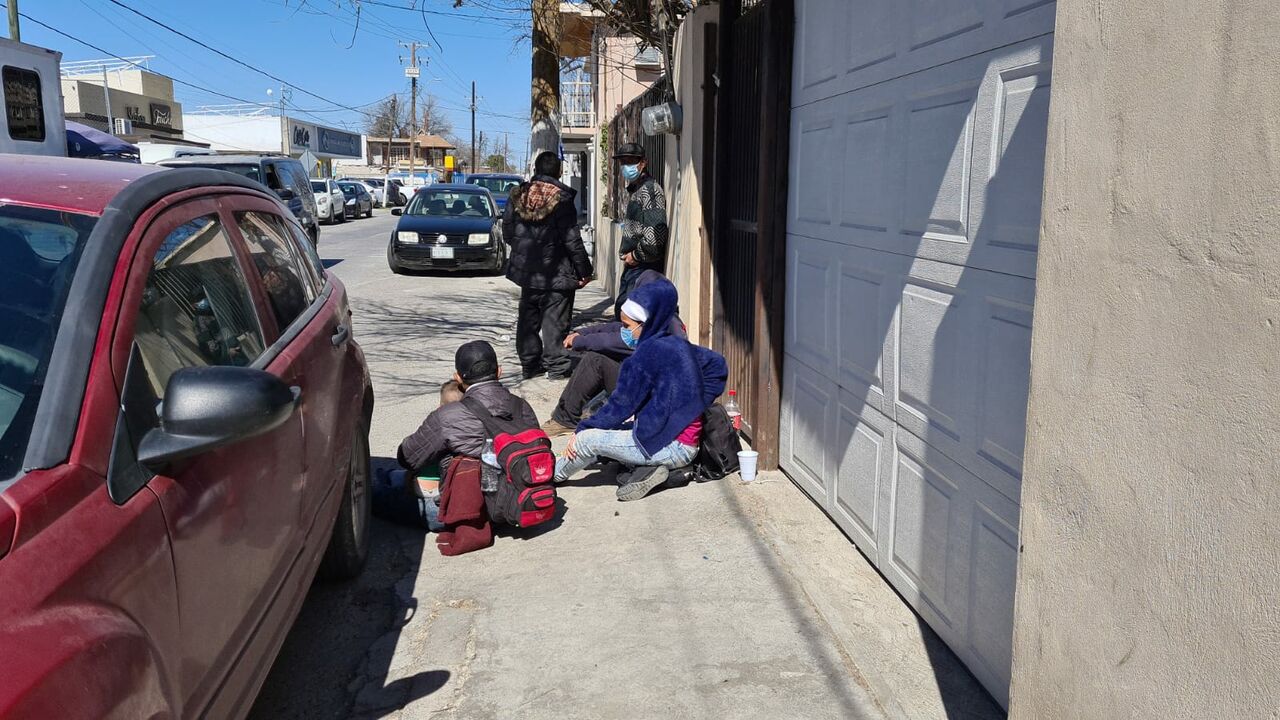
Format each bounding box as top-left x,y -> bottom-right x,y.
738,450 -> 759,482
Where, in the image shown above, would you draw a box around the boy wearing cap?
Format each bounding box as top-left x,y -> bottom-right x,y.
397,340 -> 540,475
612,142 -> 669,314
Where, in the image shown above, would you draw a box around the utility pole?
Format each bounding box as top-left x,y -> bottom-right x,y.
101,65 -> 113,133
278,84 -> 289,154
530,0 -> 561,161
470,80 -> 477,175
8,0 -> 18,42
399,40 -> 422,184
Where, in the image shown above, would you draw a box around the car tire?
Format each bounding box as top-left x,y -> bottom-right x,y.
387,244 -> 404,274
319,423 -> 371,581
365,206 -> 373,218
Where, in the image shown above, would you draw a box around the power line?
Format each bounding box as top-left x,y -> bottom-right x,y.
8,7 -> 273,107
103,0 -> 372,114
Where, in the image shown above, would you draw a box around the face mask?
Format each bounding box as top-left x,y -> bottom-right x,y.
620,326 -> 639,349
621,163 -> 641,181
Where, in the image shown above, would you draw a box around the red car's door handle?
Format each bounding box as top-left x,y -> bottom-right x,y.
331,324 -> 350,346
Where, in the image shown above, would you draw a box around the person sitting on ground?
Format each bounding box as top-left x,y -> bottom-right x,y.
372,377 -> 469,530
440,378 -> 464,405
541,268 -> 686,438
555,278 -> 727,502
398,340 -> 539,478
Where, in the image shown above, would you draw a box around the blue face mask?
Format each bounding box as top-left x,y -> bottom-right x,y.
621,163 -> 641,181
620,326 -> 639,349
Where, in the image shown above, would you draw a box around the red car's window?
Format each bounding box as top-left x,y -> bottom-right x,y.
234,211 -> 314,332
0,204 -> 95,479
133,214 -> 265,399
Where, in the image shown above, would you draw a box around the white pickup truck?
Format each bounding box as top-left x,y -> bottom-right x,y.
0,37 -> 67,157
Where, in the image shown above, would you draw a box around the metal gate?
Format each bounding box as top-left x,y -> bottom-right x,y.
712,4 -> 765,436
710,0 -> 792,465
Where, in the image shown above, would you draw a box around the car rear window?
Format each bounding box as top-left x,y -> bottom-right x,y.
213,163 -> 263,183
0,205 -> 96,479
469,177 -> 520,194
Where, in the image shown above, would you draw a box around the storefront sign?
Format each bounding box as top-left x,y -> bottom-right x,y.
149,103 -> 172,127
290,121 -> 313,150
317,126 -> 361,158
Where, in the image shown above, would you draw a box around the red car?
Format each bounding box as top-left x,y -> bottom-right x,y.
0,156 -> 374,718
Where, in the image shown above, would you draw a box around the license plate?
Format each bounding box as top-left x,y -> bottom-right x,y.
433,247 -> 454,259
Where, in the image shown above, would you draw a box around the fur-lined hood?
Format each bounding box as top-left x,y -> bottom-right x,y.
509,175 -> 575,222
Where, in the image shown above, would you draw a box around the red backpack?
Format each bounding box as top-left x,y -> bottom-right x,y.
462,396 -> 558,528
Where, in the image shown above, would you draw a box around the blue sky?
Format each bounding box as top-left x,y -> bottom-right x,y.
18,0 -> 533,162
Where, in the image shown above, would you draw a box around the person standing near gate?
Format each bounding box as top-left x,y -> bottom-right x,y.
613,142 -> 669,314
505,151 -> 594,379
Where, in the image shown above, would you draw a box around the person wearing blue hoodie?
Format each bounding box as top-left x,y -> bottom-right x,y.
541,268 -> 686,436
555,278 -> 728,501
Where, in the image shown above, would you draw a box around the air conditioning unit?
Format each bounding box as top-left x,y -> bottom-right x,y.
113,118 -> 133,135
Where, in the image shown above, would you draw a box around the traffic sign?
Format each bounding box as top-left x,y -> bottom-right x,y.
298,150 -> 319,175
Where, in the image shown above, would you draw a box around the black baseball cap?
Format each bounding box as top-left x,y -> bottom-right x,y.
455,340 -> 498,383
612,142 -> 645,160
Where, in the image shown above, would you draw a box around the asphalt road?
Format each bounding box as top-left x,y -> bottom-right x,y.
246,210 -> 610,719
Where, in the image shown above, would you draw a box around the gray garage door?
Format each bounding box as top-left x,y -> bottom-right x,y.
781,0 -> 1055,708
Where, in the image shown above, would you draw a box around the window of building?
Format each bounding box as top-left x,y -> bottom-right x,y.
3,66 -> 45,142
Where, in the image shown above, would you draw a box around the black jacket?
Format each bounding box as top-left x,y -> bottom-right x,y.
503,175 -> 593,291
397,381 -> 539,473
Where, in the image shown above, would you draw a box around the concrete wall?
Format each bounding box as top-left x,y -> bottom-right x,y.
1009,1 -> 1280,717
183,115 -> 281,153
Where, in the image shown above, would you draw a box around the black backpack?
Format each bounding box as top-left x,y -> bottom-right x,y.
693,403 -> 743,481
461,396 -> 558,528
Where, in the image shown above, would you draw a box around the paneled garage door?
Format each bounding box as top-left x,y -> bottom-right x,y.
780,0 -> 1055,708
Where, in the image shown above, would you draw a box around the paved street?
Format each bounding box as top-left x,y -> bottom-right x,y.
246,212 -> 1000,720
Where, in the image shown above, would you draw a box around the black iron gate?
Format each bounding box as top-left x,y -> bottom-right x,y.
710,0 -> 792,467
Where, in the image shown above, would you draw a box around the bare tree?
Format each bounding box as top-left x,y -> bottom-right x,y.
366,94 -> 407,137
419,95 -> 454,137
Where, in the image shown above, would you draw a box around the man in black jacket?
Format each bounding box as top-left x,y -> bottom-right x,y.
504,151 -> 593,379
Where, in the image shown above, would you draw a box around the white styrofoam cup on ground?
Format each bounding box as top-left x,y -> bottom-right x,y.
738,450 -> 759,482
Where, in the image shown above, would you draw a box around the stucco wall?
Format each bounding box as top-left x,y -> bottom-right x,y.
1009,1 -> 1280,716
663,5 -> 716,344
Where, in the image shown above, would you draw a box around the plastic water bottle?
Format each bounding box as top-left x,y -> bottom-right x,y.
480,439 -> 501,493
724,390 -> 742,431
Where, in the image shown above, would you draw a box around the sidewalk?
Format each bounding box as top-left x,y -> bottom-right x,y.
343,283 -> 1000,719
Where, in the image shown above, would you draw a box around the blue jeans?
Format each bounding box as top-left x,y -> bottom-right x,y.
555,429 -> 698,482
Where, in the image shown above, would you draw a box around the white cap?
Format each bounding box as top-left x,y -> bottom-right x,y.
620,298 -> 649,323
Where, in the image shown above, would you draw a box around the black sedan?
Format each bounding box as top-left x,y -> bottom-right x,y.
338,181 -> 375,219
387,184 -> 505,274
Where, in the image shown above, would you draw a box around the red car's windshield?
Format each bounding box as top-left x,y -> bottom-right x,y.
0,204 -> 96,479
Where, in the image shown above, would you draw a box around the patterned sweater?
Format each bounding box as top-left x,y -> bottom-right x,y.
620,174 -> 670,266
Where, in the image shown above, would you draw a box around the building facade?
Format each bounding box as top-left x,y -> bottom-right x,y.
626,0 -> 1280,714
60,59 -> 193,145
182,109 -> 364,176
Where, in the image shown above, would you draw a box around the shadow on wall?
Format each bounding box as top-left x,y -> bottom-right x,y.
776,33 -> 1051,713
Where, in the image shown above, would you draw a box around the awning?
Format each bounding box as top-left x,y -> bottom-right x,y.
66,121 -> 140,161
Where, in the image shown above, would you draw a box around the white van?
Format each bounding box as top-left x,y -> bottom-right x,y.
137,142 -> 218,165
0,38 -> 67,157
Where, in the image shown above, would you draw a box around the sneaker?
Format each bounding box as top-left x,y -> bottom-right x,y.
541,418 -> 576,438
616,466 -> 670,502
522,368 -> 544,380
